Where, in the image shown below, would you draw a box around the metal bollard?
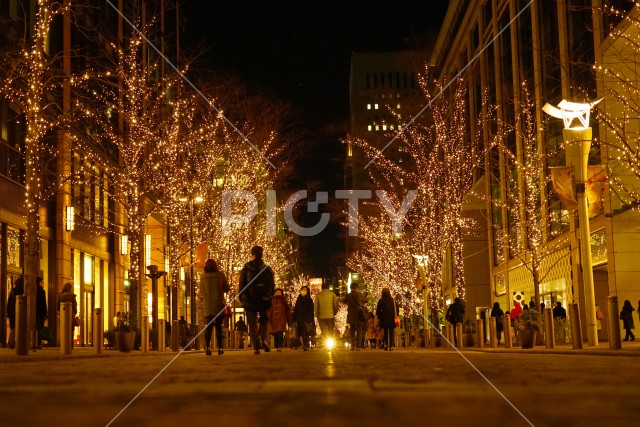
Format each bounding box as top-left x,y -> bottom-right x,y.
455,323 -> 463,348
504,317 -> 513,349
60,301 -> 72,355
141,315 -> 149,352
476,319 -> 485,348
158,319 -> 165,352
489,317 -> 497,348
544,308 -> 555,349
569,303 -> 583,349
607,296 -> 621,349
94,308 -> 103,354
16,295 -> 28,356
172,320 -> 179,351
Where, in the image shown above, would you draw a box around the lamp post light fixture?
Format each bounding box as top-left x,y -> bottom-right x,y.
65,206 -> 75,231
179,195 -> 203,327
413,254 -> 429,337
543,98 -> 602,347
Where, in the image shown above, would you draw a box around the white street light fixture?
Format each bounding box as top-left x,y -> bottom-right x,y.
543,98 -> 601,347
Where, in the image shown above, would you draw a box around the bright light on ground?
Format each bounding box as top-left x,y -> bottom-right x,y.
325,337 -> 336,350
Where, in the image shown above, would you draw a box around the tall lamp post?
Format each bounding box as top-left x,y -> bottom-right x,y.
413,254 -> 429,336
543,98 -> 602,347
180,195 -> 203,327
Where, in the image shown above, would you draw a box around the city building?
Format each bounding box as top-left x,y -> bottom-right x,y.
430,0 -> 640,339
0,0 -> 184,348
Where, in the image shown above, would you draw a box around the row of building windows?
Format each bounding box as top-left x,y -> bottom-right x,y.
367,124 -> 402,132
367,103 -> 401,110
366,72 -> 416,90
72,151 -> 110,228
0,101 -> 25,184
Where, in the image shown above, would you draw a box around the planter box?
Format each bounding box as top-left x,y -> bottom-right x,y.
116,331 -> 136,352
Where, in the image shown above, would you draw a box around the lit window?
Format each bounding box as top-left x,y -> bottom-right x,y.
381,94 -> 385,99
382,125 -> 387,131
367,104 -> 371,110
390,125 -> 394,130
374,103 -> 379,109
397,103 -> 401,109
367,125 -> 372,131
375,125 -> 380,131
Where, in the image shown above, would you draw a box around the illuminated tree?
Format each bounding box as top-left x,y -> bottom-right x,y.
348,67 -> 491,329
0,0 -> 74,340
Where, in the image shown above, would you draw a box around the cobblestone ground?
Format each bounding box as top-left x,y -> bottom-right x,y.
1,346 -> 639,427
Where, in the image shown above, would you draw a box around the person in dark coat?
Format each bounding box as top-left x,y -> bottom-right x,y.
6,277 -> 24,349
620,299 -> 635,341
201,259 -> 229,356
57,282 -> 78,348
234,316 -> 248,349
344,283 -> 368,350
446,297 -> 465,346
553,302 -> 567,320
238,246 -> 275,355
292,285 -> 314,351
268,288 -> 291,351
35,277 -> 47,348
490,301 -> 505,344
375,287 -> 398,351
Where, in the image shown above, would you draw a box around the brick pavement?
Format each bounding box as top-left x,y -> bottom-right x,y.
1,345 -> 639,427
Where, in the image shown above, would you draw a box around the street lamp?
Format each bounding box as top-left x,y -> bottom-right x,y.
179,195 -> 203,327
543,98 -> 602,347
413,254 -> 429,339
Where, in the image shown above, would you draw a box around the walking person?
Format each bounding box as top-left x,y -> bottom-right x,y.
376,287 -> 398,351
292,285 -> 314,351
234,316 -> 248,349
268,288 -> 291,351
57,282 -> 77,348
345,283 -> 367,351
35,277 -> 47,348
620,299 -> 635,342
239,246 -> 275,355
6,277 -> 24,349
314,282 -> 338,339
490,301 -> 505,344
446,297 -> 465,346
201,259 -> 230,356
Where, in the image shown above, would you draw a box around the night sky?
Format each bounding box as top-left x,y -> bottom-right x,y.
182,1 -> 449,277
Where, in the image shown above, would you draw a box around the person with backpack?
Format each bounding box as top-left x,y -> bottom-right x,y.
238,246 -> 275,355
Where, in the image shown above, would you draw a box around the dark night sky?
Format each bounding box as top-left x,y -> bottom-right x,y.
182,1 -> 449,277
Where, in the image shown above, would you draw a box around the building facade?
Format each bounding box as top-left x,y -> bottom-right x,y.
430,0 -> 640,339
0,0 -> 190,348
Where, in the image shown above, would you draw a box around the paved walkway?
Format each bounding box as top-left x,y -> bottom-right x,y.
1,344 -> 639,427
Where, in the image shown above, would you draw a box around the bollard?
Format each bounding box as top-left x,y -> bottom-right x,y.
16,295 -> 28,356
569,303 -> 583,349
445,324 -> 452,347
607,296 -> 621,350
455,323 -> 463,348
94,308 -> 103,354
171,320 -> 179,351
31,330 -> 38,352
476,319 -> 485,348
158,319 -> 165,352
60,301 -> 72,355
504,317 -> 512,349
544,308 -> 555,349
141,315 -> 149,352
489,317 -> 497,348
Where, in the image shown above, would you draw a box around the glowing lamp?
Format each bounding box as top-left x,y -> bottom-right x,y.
65,206 -> 75,231
543,99 -> 600,347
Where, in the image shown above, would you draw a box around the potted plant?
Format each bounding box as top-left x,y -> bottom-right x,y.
515,308 -> 542,349
115,312 -> 137,352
